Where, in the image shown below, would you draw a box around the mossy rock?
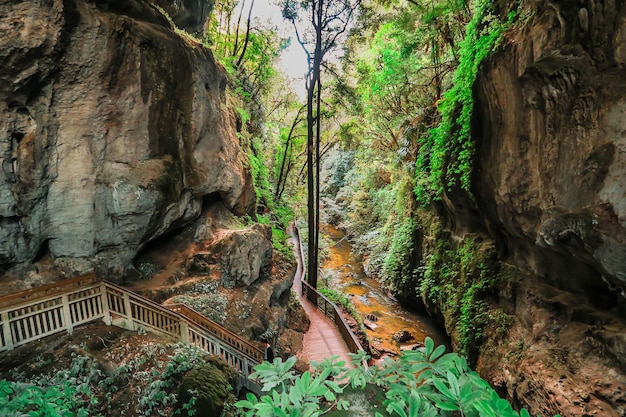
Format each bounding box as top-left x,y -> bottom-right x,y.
176,357 -> 237,417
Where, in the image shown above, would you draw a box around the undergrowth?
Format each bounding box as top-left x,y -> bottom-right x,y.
237,339 -> 561,417
0,341 -> 226,417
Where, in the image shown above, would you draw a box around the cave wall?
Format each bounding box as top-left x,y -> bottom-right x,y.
452,0 -> 626,415
0,0 -> 255,281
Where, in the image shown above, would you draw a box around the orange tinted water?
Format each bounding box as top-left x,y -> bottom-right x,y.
321,225 -> 449,355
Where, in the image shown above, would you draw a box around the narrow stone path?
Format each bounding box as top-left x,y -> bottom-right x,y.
290,230 -> 353,367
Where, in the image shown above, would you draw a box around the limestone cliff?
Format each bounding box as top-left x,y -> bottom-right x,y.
440,0 -> 626,415
0,0 -> 255,282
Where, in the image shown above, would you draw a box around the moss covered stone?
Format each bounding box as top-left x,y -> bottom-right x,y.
176,356 -> 237,417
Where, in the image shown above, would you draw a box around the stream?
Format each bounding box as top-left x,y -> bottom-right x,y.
321,224 -> 449,356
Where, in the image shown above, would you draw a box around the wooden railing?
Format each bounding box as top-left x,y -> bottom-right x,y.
0,276 -> 263,391
293,225 -> 368,368
168,303 -> 264,363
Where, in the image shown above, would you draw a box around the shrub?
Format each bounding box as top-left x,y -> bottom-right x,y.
235,339 -> 559,417
419,236 -> 497,359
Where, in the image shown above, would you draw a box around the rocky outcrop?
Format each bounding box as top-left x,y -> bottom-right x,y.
0,0 -> 255,281
129,201 -> 306,364
153,0 -> 212,36
453,0 -> 626,415
209,224 -> 273,288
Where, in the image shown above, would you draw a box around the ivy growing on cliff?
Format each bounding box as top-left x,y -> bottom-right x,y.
419,236 -> 499,359
415,0 -> 516,202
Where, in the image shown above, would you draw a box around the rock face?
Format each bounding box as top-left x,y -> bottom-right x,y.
446,0 -> 626,415
476,0 -> 626,299
129,201 -> 306,366
0,0 -> 255,281
153,0 -> 212,36
210,224 -> 273,288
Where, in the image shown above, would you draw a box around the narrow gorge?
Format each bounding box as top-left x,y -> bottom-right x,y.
1,0 -> 625,416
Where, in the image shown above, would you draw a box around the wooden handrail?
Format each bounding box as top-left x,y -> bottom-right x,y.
0,273 -> 99,310
168,303 -> 264,362
0,223 -> 367,384
104,281 -> 183,323
300,279 -> 364,354
0,274 -> 264,388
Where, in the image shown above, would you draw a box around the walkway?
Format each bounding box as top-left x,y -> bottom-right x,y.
290,231 -> 353,367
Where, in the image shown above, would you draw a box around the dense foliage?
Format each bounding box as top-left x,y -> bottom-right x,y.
161,1 -> 528,415
205,0 -> 310,257
235,338 -> 557,417
0,0 -> 539,416
415,0 -> 515,201
0,343 -> 228,416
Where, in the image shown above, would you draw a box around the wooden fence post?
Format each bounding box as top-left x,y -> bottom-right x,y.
61,294 -> 73,334
100,283 -> 112,326
1,312 -> 14,351
123,292 -> 135,330
180,321 -> 189,343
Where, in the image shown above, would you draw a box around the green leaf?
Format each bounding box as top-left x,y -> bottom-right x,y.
436,401 -> 460,411
407,391 -> 423,417
429,345 -> 447,362
387,401 -> 408,417
273,407 -> 288,417
424,337 -> 434,357
447,371 -> 460,398
337,399 -> 350,410
432,376 -> 453,399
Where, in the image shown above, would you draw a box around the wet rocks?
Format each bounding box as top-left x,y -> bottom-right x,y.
400,342 -> 424,351
393,329 -> 414,343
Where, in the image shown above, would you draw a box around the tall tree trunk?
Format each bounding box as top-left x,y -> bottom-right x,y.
275,107 -> 304,200
232,0 -> 246,57
277,145 -> 293,201
306,88 -> 316,291
284,0 -> 361,291
306,0 -> 324,291
314,45 -> 322,294
236,0 -> 256,68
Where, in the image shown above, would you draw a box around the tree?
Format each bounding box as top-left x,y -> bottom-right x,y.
281,0 -> 361,290
274,104 -> 306,201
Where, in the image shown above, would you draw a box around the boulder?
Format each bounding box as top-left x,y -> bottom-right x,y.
210,224 -> 273,288
392,329 -> 414,343
188,254 -> 213,276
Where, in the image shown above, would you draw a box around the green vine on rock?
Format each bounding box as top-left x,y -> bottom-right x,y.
419,236 -> 498,360
416,0 -> 516,203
